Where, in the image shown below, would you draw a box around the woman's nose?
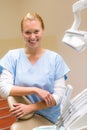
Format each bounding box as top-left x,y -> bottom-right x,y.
30,33 -> 36,39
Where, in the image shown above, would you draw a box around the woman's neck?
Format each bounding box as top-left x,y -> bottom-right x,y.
24,47 -> 46,65
24,46 -> 45,56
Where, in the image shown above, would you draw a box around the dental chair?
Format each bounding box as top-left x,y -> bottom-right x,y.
7,84 -> 73,130
61,88 -> 87,130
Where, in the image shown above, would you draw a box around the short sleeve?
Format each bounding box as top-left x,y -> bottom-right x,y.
0,65 -> 3,74
55,55 -> 70,80
0,50 -> 16,77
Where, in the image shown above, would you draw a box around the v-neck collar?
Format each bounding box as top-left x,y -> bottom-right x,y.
21,48 -> 48,66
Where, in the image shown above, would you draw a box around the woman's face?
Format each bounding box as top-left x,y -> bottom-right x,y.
22,19 -> 44,49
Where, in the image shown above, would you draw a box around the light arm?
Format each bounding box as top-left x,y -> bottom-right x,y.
62,0 -> 87,52
0,69 -> 54,106
71,0 -> 87,30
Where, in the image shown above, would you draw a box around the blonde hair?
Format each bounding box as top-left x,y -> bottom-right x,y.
21,12 -> 45,32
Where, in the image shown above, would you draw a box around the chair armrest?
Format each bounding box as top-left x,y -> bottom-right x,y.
61,84 -> 73,114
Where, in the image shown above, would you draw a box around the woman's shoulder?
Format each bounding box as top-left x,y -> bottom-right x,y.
8,48 -> 23,54
45,49 -> 65,65
6,48 -> 23,57
0,48 -> 24,62
46,49 -> 62,58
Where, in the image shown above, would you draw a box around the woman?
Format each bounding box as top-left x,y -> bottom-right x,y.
0,13 -> 70,123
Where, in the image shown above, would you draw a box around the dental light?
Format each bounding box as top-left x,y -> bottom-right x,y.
62,0 -> 87,52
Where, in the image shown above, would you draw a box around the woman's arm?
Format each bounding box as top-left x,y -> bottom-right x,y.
52,77 -> 66,105
10,78 -> 66,119
10,98 -> 56,119
0,69 -> 53,106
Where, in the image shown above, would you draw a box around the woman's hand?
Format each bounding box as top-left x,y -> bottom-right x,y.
10,103 -> 33,119
10,98 -> 56,119
34,87 -> 55,106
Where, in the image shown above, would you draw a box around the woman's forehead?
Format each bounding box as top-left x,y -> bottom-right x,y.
23,19 -> 42,28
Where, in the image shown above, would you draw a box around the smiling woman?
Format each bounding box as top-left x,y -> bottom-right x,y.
0,12 -> 70,130
21,13 -> 44,51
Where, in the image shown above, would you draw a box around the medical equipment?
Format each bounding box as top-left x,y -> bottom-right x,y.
62,0 -> 87,52
62,88 -> 87,130
33,87 -> 87,130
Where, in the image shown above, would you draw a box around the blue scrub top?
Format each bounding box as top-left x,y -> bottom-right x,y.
0,48 -> 70,123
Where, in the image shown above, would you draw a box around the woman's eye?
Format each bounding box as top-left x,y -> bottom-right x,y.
34,30 -> 39,34
25,31 -> 31,34
24,30 -> 39,35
